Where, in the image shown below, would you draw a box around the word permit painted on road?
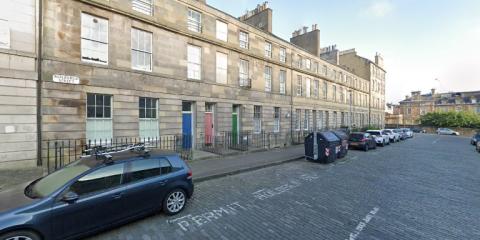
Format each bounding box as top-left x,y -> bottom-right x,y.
167,202 -> 247,232
347,207 -> 380,240
252,173 -> 320,201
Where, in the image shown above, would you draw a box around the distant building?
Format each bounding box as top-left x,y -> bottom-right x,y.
396,89 -> 480,125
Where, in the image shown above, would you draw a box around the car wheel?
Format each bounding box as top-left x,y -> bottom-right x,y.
381,141 -> 385,147
163,188 -> 187,216
364,145 -> 369,152
0,230 -> 41,240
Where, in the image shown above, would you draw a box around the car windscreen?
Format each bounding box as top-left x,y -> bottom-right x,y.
28,161 -> 93,198
349,134 -> 364,141
367,131 -> 381,135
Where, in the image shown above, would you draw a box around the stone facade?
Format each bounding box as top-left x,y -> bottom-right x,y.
0,0 -> 38,167
397,90 -> 480,125
338,49 -> 386,127
2,0 -> 387,166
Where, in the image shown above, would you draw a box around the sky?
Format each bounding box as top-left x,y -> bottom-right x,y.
207,0 -> 480,104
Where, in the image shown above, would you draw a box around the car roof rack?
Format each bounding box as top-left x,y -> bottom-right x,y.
83,143 -> 151,163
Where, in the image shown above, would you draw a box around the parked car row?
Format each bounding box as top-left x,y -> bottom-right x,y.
350,128 -> 414,152
471,132 -> 480,153
0,145 -> 194,240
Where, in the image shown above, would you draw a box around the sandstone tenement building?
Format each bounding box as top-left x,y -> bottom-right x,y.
390,89 -> 480,125
0,0 -> 387,167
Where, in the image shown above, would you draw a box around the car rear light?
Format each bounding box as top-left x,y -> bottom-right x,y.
187,169 -> 193,180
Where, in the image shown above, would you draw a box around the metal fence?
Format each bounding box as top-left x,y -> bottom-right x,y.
42,136 -> 192,173
42,130 -> 329,172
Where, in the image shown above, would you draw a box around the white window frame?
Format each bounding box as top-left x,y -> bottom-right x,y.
239,59 -> 249,86
323,82 -> 328,99
296,75 -> 302,96
313,80 -> 319,98
187,45 -> 202,80
305,59 -> 311,70
188,9 -> 202,33
264,66 -> 272,92
304,110 -> 309,131
265,42 -> 272,58
139,97 -> 159,139
274,107 -> 281,133
239,31 -> 249,49
279,48 -> 286,63
216,20 -> 228,42
131,28 -> 153,72
81,13 -> 109,65
279,70 -> 286,95
86,93 -> 113,141
254,106 -> 262,134
305,78 -> 311,98
295,109 -> 301,131
216,52 -> 228,84
0,19 -> 10,49
132,0 -> 153,16
317,111 -> 323,130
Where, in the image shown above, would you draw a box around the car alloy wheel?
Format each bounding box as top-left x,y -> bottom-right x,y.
6,237 -> 34,240
164,189 -> 186,215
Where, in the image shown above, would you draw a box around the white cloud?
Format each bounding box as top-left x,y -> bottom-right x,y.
364,0 -> 394,18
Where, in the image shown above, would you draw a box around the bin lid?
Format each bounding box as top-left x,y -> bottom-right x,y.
331,130 -> 348,140
320,131 -> 341,142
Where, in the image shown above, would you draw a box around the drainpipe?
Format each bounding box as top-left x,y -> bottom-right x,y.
36,0 -> 43,166
289,57 -> 294,145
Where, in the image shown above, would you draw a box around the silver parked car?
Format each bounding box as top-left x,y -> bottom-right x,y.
436,128 -> 460,136
383,129 -> 400,142
366,130 -> 390,146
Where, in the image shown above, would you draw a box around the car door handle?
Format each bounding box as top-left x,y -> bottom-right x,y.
159,180 -> 168,186
112,193 -> 123,200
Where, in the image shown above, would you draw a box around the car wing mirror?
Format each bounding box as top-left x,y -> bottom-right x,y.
62,191 -> 79,204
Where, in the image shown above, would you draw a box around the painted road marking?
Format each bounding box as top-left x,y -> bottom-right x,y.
346,207 -> 380,240
432,138 -> 440,144
168,202 -> 247,231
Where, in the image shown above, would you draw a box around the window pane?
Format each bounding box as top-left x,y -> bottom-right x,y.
96,95 -> 104,106
128,159 -> 160,183
87,106 -> 95,118
104,107 -> 111,118
104,96 -> 111,106
96,106 -> 104,118
87,94 -> 95,105
159,158 -> 172,175
139,108 -> 145,119
69,163 -> 124,196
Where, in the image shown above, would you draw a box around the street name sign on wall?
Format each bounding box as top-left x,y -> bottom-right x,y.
53,74 -> 80,84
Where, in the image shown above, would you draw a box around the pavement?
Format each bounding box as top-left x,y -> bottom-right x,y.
87,134 -> 480,240
0,145 -> 305,192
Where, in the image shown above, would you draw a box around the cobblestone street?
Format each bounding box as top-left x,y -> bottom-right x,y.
88,134 -> 480,240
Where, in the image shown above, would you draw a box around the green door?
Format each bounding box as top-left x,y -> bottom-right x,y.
232,112 -> 238,145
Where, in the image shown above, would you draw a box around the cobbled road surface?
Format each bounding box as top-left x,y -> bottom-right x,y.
88,134 -> 480,240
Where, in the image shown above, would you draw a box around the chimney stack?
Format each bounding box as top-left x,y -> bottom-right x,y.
239,1 -> 273,33
290,23 -> 321,56
431,88 -> 436,95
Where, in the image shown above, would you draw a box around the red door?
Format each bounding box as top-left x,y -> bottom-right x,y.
205,112 -> 213,145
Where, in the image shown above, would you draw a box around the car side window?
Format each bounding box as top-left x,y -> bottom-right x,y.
127,159 -> 161,183
69,163 -> 125,196
159,158 -> 173,175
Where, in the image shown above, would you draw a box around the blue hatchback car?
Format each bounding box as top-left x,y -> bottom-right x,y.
0,147 -> 194,240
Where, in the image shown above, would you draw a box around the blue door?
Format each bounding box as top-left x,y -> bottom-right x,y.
182,113 -> 192,149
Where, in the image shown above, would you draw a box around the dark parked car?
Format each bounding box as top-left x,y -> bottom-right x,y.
0,147 -> 194,240
349,132 -> 377,151
412,127 -> 426,133
471,133 -> 480,146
